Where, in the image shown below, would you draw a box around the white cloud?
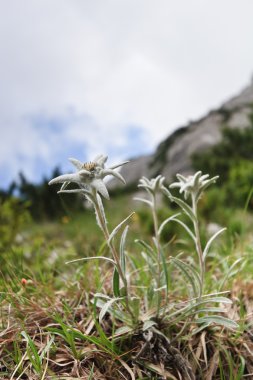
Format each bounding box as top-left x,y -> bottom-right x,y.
0,0 -> 253,185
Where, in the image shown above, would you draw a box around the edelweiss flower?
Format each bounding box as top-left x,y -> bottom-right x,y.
170,171 -> 218,200
48,154 -> 129,200
138,175 -> 165,194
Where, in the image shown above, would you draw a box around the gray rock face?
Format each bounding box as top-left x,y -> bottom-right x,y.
163,112 -> 223,178
222,81 -> 253,110
107,154 -> 153,190
110,80 -> 253,188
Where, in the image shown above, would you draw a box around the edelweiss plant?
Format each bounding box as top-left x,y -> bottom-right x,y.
168,171 -> 225,299
134,171 -> 238,335
49,155 -> 137,324
135,175 -> 169,318
50,159 -> 238,343
155,171 -> 240,335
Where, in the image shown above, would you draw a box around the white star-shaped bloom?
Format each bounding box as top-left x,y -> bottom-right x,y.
170,171 -> 218,200
48,154 -> 129,200
138,175 -> 165,193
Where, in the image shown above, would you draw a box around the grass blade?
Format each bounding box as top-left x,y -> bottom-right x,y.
160,247 -> 169,296
98,296 -> 122,324
158,213 -> 181,236
134,197 -> 153,207
135,239 -> 155,257
170,195 -> 197,223
196,315 -> 238,329
65,256 -> 116,266
40,336 -> 54,361
21,331 -> 41,374
113,267 -> 120,297
108,213 -> 135,244
88,363 -> 94,380
171,257 -> 200,298
171,218 -> 196,242
120,225 -> 129,275
203,227 -> 226,260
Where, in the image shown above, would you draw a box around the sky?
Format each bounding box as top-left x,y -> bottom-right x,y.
1,0 -> 253,187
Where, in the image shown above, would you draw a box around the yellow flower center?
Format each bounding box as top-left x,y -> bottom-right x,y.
82,162 -> 97,172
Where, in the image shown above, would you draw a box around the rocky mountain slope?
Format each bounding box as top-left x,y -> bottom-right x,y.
110,79 -> 253,189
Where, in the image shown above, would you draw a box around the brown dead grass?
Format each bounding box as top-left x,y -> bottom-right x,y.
1,281 -> 253,379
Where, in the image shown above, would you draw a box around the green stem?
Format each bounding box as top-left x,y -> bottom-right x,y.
152,194 -> 162,318
93,193 -> 135,322
192,194 -> 205,298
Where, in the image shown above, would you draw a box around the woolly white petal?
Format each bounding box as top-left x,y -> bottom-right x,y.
169,182 -> 182,189
176,174 -> 187,183
69,158 -> 83,170
101,169 -> 126,184
49,173 -> 82,185
199,174 -> 210,182
91,179 -> 110,200
58,189 -> 86,194
94,154 -> 108,167
192,171 -> 203,187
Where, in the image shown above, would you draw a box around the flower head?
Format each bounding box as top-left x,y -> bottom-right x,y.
138,175 -> 165,194
169,171 -> 218,200
49,154 -> 129,200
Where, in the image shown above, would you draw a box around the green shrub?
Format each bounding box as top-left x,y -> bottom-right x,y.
0,197 -> 31,250
225,160 -> 253,209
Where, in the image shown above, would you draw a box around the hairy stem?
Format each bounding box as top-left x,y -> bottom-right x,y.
92,193 -> 135,322
192,194 -> 204,298
151,194 -> 162,317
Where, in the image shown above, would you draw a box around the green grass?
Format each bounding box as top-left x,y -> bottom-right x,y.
1,191 -> 253,379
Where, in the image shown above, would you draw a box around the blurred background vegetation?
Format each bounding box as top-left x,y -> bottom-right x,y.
1,113 -> 253,279
192,112 -> 253,216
